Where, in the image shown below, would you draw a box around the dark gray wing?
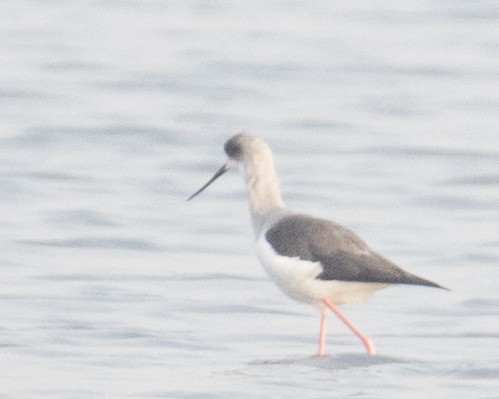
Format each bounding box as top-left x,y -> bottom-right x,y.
265,214 -> 443,288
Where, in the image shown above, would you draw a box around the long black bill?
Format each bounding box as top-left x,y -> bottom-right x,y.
187,164 -> 229,201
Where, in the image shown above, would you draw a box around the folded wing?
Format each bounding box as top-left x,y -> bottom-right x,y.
265,214 -> 443,288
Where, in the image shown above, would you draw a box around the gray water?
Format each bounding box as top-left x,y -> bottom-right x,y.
1,1 -> 499,398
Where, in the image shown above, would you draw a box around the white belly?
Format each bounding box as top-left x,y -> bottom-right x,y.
256,233 -> 389,307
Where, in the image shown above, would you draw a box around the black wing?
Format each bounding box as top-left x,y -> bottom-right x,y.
265,214 -> 443,288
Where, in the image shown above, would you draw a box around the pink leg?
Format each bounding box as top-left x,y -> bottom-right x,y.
322,298 -> 376,355
318,309 -> 327,356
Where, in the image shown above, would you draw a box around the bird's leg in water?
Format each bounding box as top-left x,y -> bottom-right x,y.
322,298 -> 376,355
318,308 -> 327,356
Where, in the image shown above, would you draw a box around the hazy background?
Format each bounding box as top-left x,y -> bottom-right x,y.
1,1 -> 498,398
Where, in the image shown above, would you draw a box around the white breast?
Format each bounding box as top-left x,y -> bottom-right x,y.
255,233 -> 390,307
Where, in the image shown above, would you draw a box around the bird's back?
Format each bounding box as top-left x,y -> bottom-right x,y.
265,214 -> 444,288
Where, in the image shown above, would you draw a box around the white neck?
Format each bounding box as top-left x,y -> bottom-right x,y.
243,149 -> 285,235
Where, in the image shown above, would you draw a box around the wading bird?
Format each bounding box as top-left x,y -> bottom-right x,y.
188,133 -> 444,356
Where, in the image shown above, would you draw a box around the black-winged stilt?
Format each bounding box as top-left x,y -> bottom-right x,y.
188,133 -> 445,356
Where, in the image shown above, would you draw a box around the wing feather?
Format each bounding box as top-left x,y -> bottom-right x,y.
265,214 -> 443,288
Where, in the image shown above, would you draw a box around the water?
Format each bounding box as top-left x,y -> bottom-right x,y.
1,1 -> 499,397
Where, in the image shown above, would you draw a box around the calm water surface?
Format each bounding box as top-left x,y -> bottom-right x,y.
1,1 -> 498,398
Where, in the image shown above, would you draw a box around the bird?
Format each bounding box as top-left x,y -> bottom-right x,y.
187,132 -> 445,356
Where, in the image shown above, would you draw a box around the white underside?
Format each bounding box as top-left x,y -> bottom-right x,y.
256,233 -> 390,307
